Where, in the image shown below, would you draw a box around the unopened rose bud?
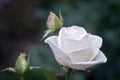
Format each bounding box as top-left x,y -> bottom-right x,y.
46,11 -> 63,32
15,53 -> 30,75
41,11 -> 64,40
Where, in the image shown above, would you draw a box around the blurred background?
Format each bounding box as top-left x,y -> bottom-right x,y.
0,0 -> 120,80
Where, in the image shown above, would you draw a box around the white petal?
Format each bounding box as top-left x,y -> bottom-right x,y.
66,35 -> 100,62
87,34 -> 103,61
58,26 -> 87,49
89,34 -> 103,48
61,35 -> 89,53
69,26 -> 87,40
68,48 -> 92,63
93,50 -> 107,63
45,36 -> 72,66
88,48 -> 99,61
71,62 -> 94,70
70,50 -> 107,70
45,36 -> 58,46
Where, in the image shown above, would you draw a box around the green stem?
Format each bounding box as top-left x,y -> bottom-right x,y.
20,75 -> 24,80
65,68 -> 72,80
57,64 -> 60,73
70,71 -> 74,80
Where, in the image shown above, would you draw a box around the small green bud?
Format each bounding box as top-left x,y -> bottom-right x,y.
46,11 -> 63,32
15,53 -> 30,75
41,12 -> 63,40
41,11 -> 63,40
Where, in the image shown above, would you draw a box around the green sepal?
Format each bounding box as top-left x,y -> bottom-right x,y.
55,14 -> 63,31
59,11 -> 63,23
30,66 -> 43,70
1,67 -> 15,73
41,30 -> 53,41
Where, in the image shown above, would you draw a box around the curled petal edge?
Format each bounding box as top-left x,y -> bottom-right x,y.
70,50 -> 107,70
45,36 -> 72,67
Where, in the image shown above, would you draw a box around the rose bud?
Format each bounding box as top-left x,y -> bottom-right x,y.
46,11 -> 63,32
15,53 -> 30,75
41,11 -> 63,40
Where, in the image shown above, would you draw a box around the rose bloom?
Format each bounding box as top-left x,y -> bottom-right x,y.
45,26 -> 107,70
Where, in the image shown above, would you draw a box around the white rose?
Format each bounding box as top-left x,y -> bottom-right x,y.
45,26 -> 107,70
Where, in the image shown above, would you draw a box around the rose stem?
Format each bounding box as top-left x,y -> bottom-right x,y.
57,64 -> 60,73
55,64 -> 61,80
65,68 -> 72,80
20,75 -> 24,80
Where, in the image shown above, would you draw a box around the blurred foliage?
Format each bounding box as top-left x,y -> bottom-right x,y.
0,0 -> 120,80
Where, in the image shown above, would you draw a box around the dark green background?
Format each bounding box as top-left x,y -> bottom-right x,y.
0,0 -> 120,80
